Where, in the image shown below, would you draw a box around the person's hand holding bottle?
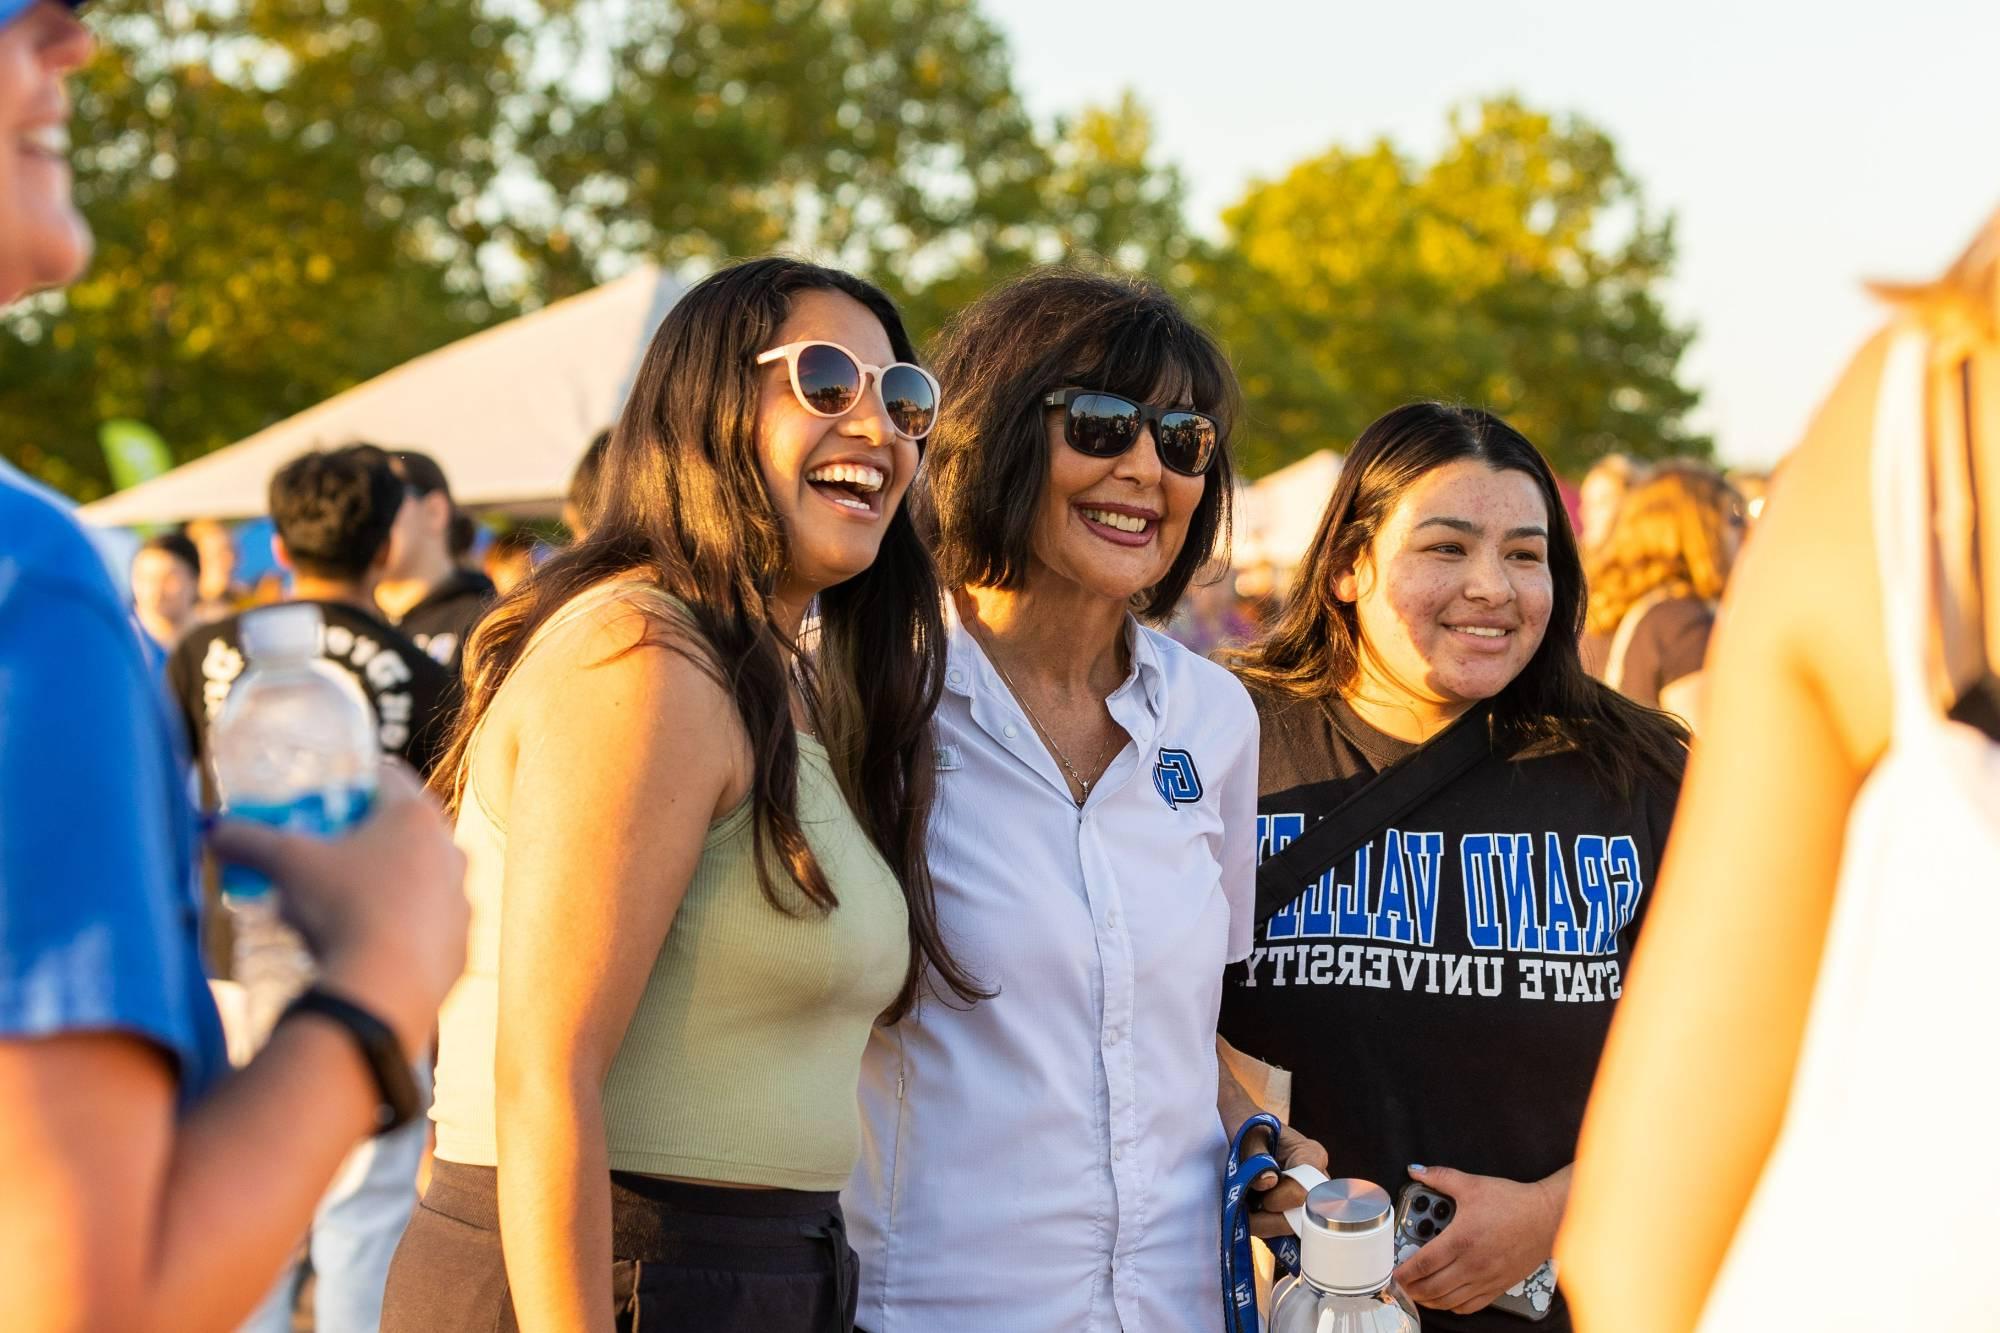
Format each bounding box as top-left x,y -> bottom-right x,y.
210,760 -> 468,1057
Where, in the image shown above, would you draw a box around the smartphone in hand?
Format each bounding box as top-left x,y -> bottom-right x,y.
1393,1181 -> 1558,1321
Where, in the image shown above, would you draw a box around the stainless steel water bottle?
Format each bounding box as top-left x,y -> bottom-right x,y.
1269,1175 -> 1422,1333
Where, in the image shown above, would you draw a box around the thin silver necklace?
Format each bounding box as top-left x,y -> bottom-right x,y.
985,645 -> 1122,807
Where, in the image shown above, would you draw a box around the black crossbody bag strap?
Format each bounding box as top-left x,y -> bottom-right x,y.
1254,701 -> 1495,931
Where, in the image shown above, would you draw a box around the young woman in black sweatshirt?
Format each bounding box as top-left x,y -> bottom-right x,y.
1220,402 -> 1687,1333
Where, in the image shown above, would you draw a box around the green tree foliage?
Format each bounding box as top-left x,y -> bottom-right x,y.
1198,98 -> 1707,478
2,0 -> 1198,496
506,3 -> 1195,332
0,0 -> 529,497
506,0 -> 1047,307
2,3 -> 1698,499
900,90 -> 1202,332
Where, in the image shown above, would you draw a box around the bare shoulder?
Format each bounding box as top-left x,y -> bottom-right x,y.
478,586 -> 750,819
1723,329 -> 1895,769
514,588 -> 724,697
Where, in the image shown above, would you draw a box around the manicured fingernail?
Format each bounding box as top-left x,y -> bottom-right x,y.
1408,1163 -> 1426,1174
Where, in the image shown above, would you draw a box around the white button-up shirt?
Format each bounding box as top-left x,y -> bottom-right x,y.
845,614 -> 1258,1332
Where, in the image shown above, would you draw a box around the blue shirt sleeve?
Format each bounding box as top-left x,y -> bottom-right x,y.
0,488 -> 227,1107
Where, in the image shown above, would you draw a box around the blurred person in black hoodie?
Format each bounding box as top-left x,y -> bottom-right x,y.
374,449 -> 495,674
1220,403 -> 1688,1333
169,446 -> 453,778
166,445 -> 455,1331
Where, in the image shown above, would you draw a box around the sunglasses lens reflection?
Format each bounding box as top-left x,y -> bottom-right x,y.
1158,412 -> 1218,475
880,364 -> 938,439
794,343 -> 862,415
1067,394 -> 1143,456
1064,393 -> 1217,476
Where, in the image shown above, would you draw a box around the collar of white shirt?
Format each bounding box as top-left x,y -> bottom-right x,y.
942,602 -> 1168,713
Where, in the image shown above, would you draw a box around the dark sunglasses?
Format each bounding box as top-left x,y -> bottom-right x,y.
1042,389 -> 1220,477
756,341 -> 942,441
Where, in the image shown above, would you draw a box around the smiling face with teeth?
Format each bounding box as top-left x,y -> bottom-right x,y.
755,287 -> 921,612
0,3 -> 93,304
1027,373 -> 1209,608
1336,458 -> 1555,733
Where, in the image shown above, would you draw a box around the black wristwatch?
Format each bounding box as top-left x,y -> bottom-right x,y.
279,986 -> 422,1135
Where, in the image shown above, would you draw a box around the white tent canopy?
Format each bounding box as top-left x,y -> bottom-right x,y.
1234,448 -> 1341,573
78,265 -> 686,527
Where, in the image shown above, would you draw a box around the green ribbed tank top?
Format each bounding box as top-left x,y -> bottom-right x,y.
429,583 -> 911,1189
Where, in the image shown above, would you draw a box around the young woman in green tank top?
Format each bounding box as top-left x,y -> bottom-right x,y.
381,259 -> 984,1333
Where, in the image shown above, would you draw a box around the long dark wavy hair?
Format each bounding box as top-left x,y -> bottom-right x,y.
437,257 -> 984,1019
1230,401 -> 1687,795
913,267 -> 1237,620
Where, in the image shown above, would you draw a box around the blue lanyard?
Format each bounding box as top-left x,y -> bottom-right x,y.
1221,1112 -> 1301,1333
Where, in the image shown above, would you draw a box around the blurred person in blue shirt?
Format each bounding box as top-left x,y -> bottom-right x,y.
0,4 -> 469,1330
130,530 -> 202,654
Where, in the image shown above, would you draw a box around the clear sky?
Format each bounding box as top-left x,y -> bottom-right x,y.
983,0 -> 1999,467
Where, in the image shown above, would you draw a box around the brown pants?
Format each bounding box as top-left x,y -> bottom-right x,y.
381,1161 -> 857,1332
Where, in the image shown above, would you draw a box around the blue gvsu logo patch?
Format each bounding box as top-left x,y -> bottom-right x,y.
1153,748 -> 1203,810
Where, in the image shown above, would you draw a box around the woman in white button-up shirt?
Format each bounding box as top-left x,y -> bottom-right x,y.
844,270 -> 1326,1332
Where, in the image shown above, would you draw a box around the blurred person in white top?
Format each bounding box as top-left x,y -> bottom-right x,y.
844,269 -> 1326,1333
1563,289 -> 2000,1325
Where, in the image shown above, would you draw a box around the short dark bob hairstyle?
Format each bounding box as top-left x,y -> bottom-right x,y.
1231,401 -> 1687,797
914,267 -> 1238,621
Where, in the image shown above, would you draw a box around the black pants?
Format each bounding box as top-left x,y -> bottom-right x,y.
382,1161 -> 857,1332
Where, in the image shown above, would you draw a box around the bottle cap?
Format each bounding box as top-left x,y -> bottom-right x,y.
239,603 -> 323,661
1295,1178 -> 1396,1295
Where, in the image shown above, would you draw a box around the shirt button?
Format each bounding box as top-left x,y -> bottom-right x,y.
1112,1144 -> 1124,1162
947,668 -> 964,685
1003,722 -> 1019,738
1106,909 -> 1119,929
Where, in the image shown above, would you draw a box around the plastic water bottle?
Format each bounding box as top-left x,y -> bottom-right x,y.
1270,1176 -> 1422,1333
211,603 -> 378,1045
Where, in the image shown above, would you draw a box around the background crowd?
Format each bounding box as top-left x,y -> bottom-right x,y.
2,3 -> 1996,1333
130,443 -> 1762,718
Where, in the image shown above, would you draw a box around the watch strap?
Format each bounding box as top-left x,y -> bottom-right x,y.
280,986 -> 422,1135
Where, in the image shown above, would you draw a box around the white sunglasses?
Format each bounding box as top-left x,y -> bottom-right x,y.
755,340 -> 942,440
